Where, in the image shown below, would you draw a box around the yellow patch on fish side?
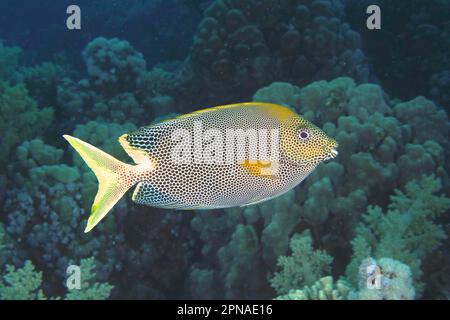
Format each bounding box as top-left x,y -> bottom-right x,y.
240,160 -> 279,179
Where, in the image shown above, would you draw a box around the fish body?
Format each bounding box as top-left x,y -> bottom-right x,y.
64,102 -> 338,232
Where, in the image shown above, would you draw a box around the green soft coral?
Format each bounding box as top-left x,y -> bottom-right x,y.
345,175 -> 450,296
0,258 -> 113,300
270,230 -> 333,295
0,81 -> 53,165
65,257 -> 113,300
0,261 -> 46,300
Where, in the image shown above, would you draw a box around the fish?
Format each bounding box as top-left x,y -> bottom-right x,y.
63,102 -> 338,232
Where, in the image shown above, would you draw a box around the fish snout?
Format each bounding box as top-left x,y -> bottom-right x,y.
330,148 -> 338,158
323,140 -> 339,160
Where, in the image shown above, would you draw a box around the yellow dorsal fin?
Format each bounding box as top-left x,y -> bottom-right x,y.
155,102 -> 295,124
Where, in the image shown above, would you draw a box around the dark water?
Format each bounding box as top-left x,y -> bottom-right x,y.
0,0 -> 449,300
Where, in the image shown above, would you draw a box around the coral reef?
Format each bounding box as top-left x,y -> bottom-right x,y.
190,0 -> 370,100
82,37 -> 146,96
0,81 -> 53,166
275,257 -> 416,300
22,62 -> 66,109
346,0 -> 450,112
270,230 -> 333,295
0,38 -> 192,299
0,261 -> 45,300
56,37 -> 180,129
64,257 -> 114,300
1,118 -> 129,294
275,276 -> 351,300
187,78 -> 449,299
0,1 -> 449,299
0,258 -> 113,300
345,175 -> 450,296
353,257 -> 415,300
2,122 -> 194,299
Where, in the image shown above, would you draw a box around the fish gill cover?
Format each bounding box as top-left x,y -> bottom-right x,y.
0,0 -> 449,300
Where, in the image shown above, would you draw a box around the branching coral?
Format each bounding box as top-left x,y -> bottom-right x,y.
92,92 -> 143,123
0,261 -> 45,300
345,175 -> 450,296
0,258 -> 113,300
137,67 -> 180,97
65,257 -> 114,300
270,230 -> 333,295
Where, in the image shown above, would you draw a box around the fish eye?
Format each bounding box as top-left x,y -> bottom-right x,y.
298,129 -> 310,140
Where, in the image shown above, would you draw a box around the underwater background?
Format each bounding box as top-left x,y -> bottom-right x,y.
0,0 -> 449,300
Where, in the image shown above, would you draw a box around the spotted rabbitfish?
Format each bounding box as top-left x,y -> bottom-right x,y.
64,102 -> 338,232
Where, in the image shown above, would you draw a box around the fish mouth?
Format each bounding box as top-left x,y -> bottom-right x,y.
330,148 -> 338,158
325,148 -> 338,160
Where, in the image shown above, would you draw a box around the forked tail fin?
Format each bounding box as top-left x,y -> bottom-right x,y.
63,135 -> 136,232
